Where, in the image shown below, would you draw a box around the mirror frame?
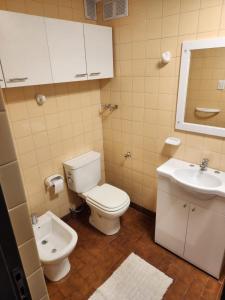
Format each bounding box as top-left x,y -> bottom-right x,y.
175,37 -> 225,138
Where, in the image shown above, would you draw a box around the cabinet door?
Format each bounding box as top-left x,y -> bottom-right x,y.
84,24 -> 113,80
184,204 -> 225,278
0,11 -> 52,87
155,190 -> 190,256
45,18 -> 87,83
0,64 -> 5,88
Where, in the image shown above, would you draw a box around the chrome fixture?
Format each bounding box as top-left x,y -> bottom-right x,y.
31,213 -> 38,225
124,152 -> 132,159
7,77 -> 28,83
100,104 -> 118,115
200,158 -> 209,171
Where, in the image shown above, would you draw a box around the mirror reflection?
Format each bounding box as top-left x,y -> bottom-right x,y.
185,47 -> 225,128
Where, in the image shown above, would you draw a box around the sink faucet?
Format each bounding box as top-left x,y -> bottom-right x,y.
31,213 -> 38,225
200,158 -> 209,171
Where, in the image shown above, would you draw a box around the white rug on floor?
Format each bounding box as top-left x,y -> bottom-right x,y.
89,252 -> 173,300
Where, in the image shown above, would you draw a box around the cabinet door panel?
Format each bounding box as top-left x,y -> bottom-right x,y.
0,11 -> 52,87
0,64 -> 5,88
184,204 -> 225,278
155,190 -> 189,256
84,24 -> 113,80
45,18 -> 87,83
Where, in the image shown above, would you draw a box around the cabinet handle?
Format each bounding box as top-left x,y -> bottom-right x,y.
7,77 -> 28,83
192,208 -> 196,212
89,72 -> 101,76
75,73 -> 87,78
0,79 -> 3,81
183,204 -> 187,208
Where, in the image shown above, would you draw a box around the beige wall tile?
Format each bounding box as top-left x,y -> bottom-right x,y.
198,6 -> 221,32
179,11 -> 199,35
0,112 -> 16,165
27,268 -> 48,300
0,161 -> 26,209
162,14 -> 179,37
9,203 -> 33,246
18,238 -> 41,276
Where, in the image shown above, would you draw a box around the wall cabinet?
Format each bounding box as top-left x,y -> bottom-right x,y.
0,11 -> 53,88
45,18 -> 87,83
155,176 -> 225,278
0,10 -> 113,88
84,24 -> 113,80
0,64 -> 5,88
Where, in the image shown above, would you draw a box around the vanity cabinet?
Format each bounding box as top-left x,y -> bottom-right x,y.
0,11 -> 53,87
45,18 -> 87,83
155,175 -> 225,278
0,64 -> 5,88
84,24 -> 113,80
155,190 -> 189,257
184,204 -> 225,278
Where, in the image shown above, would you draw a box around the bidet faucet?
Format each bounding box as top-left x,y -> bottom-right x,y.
200,158 -> 209,171
31,213 -> 38,225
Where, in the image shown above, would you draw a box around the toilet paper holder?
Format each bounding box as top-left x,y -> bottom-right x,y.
45,174 -> 64,189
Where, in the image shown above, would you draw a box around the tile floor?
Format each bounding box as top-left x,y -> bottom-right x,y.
46,207 -> 224,300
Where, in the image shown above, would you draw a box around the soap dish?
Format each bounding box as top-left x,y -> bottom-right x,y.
165,137 -> 181,146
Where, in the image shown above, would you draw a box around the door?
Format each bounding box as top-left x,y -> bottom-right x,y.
0,186 -> 31,299
0,63 -> 5,88
45,18 -> 87,83
84,24 -> 113,80
155,190 -> 190,256
184,204 -> 225,278
0,11 -> 52,87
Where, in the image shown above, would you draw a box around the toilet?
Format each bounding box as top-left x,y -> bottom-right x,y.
63,151 -> 130,235
32,211 -> 78,282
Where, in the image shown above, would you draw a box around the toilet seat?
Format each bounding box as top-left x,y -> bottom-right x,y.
84,184 -> 130,212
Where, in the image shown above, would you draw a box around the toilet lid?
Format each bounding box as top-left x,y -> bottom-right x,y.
85,184 -> 130,211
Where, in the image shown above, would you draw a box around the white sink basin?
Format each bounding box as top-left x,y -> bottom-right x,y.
157,159 -> 225,198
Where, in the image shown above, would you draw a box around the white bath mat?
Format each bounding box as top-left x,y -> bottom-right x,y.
89,252 -> 173,300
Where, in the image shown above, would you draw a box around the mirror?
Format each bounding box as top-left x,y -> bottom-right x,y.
176,37 -> 225,137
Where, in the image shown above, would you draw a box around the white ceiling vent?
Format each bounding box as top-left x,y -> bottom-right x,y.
103,0 -> 128,20
84,0 -> 97,20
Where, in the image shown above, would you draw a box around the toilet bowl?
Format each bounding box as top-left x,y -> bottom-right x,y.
32,211 -> 78,282
82,183 -> 130,235
63,151 -> 130,235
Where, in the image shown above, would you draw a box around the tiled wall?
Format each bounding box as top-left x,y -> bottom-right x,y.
0,89 -> 48,300
0,0 -> 105,217
98,0 -> 225,211
186,48 -> 225,127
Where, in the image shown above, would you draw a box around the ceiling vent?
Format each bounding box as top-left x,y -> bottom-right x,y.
103,0 -> 128,20
84,0 -> 97,20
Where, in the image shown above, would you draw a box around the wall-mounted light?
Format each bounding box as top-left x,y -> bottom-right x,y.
161,51 -> 171,64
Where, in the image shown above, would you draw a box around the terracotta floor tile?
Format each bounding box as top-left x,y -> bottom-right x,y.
46,207 -> 224,300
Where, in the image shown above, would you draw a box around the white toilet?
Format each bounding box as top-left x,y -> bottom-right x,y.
32,211 -> 78,282
64,151 -> 130,235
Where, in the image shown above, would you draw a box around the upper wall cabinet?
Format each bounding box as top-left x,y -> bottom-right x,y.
0,11 -> 53,88
84,24 -> 113,80
45,18 -> 87,83
0,11 -> 113,88
0,64 -> 5,88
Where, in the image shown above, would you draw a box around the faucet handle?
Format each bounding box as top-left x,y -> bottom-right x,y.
202,158 -> 209,162
31,213 -> 38,225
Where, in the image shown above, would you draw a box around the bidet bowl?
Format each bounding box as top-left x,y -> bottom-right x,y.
33,211 -> 78,281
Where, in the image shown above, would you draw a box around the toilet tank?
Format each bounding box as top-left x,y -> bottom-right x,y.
63,151 -> 101,193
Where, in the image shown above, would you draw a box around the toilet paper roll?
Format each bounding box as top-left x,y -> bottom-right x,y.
53,178 -> 64,194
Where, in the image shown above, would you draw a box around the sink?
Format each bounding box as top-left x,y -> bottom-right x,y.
157,158 -> 225,198
173,168 -> 222,189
